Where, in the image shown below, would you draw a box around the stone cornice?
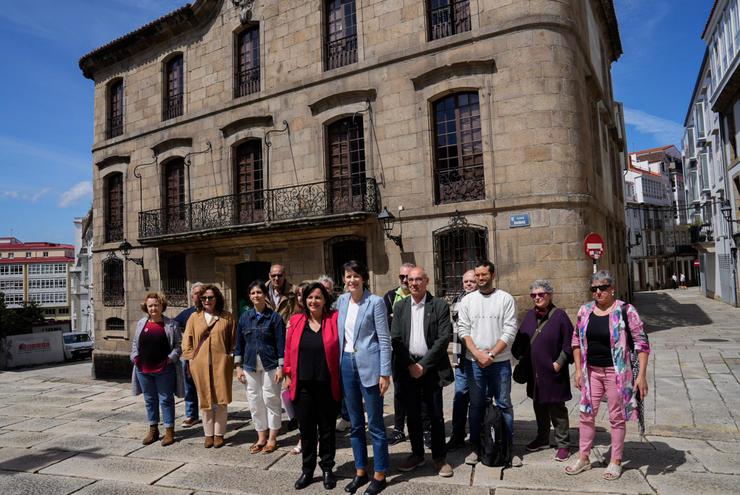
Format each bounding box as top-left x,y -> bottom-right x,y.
220,116 -> 274,138
308,89 -> 377,116
411,59 -> 496,91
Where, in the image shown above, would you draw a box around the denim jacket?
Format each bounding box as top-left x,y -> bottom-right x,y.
235,306 -> 286,372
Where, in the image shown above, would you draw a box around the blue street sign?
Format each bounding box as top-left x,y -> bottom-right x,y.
509,213 -> 531,228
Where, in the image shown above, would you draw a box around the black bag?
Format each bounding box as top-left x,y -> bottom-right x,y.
479,399 -> 512,467
512,355 -> 531,384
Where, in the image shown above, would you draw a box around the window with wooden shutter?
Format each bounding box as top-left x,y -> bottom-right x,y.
325,0 -> 357,70
105,173 -> 123,243
327,117 -> 366,213
234,140 -> 264,223
235,25 -> 260,97
163,55 -> 184,120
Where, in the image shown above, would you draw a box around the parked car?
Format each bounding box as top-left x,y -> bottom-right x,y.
62,332 -> 94,360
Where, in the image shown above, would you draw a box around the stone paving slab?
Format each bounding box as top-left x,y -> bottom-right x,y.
645,471 -> 740,495
0,404 -> 74,419
707,439 -> 740,453
3,417 -> 71,432
0,415 -> 27,428
0,469 -> 94,495
73,480 -> 193,495
689,448 -> 740,475
43,419 -> 124,436
0,446 -> 76,472
130,438 -> 281,468
0,431 -> 60,448
41,453 -> 184,484
32,433 -> 146,456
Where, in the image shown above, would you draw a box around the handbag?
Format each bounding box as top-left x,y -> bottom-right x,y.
621,303 -> 648,437
512,309 -> 551,384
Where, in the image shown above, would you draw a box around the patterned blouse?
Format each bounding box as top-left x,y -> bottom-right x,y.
571,300 -> 651,420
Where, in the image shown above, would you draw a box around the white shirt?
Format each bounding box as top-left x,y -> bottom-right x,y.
204,312 -> 215,325
409,298 -> 429,357
344,298 -> 360,353
456,289 -> 517,362
271,287 -> 281,307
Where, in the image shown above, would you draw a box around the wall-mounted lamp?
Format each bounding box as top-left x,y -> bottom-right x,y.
117,239 -> 144,267
720,200 -> 740,227
627,230 -> 642,250
377,206 -> 403,251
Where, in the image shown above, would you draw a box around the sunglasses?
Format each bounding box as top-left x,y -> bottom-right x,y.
589,284 -> 611,293
201,295 -> 216,301
399,275 -> 408,280
270,273 -> 284,279
529,292 -> 548,299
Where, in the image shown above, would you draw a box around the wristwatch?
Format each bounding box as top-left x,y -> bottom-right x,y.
488,351 -> 495,359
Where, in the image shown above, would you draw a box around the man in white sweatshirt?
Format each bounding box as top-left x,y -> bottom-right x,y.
456,260 -> 518,465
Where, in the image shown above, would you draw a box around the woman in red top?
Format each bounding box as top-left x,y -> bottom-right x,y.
131,292 -> 183,446
283,282 -> 341,490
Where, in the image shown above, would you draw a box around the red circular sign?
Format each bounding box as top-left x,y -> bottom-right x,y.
693,259 -> 700,267
583,232 -> 605,260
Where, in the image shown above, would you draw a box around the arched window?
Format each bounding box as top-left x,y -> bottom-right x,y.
235,25 -> 260,97
163,54 -> 184,120
106,79 -> 123,138
105,317 -> 125,331
163,158 -> 186,234
325,0 -> 357,70
433,214 -> 487,300
102,256 -> 124,307
432,92 -> 484,204
428,1 -> 471,41
327,116 -> 366,213
234,140 -> 264,223
104,173 -> 123,243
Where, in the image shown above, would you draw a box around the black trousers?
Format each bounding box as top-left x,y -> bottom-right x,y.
398,369 -> 446,460
295,380 -> 339,473
393,367 -> 431,433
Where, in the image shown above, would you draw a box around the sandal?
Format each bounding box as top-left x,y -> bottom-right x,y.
603,463 -> 622,480
262,442 -> 278,454
291,441 -> 302,455
565,457 -> 592,475
249,443 -> 265,454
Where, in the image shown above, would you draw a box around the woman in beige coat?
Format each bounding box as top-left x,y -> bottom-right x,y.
182,284 -> 236,448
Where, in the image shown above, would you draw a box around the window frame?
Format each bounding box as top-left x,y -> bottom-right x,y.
427,0 -> 471,41
104,172 -> 124,243
325,0 -> 358,70
106,79 -> 124,139
163,54 -> 184,120
432,218 -> 488,301
234,24 -> 261,98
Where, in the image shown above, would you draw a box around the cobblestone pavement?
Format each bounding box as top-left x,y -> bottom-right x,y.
1,287 -> 739,494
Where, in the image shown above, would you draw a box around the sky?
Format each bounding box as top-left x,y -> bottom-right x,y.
0,0 -> 716,245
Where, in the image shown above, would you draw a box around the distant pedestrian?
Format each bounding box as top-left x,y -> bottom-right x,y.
235,280 -> 285,455
131,292 -> 183,447
679,273 -> 687,289
447,269 -> 477,451
671,274 -> 678,290
174,282 -> 204,428
511,280 -> 573,462
566,270 -> 650,481
182,284 -> 237,449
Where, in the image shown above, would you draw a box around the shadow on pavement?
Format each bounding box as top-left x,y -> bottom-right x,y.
633,292 -> 712,333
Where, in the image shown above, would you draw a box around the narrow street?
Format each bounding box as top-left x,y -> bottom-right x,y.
0,287 -> 738,494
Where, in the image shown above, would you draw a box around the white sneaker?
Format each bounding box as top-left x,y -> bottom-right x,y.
465,451 -> 479,465
335,418 -> 350,432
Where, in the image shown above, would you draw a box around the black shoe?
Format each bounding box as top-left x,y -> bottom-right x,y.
344,474 -> 369,493
387,429 -> 406,445
323,470 -> 337,490
294,472 -> 313,490
423,430 -> 432,449
363,478 -> 387,495
446,435 -> 466,452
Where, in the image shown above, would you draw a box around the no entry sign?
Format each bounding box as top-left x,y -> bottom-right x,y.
584,232 -> 605,260
693,259 -> 700,267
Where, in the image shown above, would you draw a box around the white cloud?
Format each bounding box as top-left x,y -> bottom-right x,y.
0,188 -> 51,203
623,107 -> 684,148
0,135 -> 89,172
58,182 -> 92,208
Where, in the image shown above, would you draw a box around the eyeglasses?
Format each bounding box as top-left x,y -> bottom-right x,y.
270,274 -> 284,279
529,292 -> 548,299
399,275 -> 408,280
589,284 -> 611,293
201,295 -> 216,301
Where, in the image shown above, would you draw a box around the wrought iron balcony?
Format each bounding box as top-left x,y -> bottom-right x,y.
102,287 -> 125,307
436,167 -> 485,204
163,93 -> 183,120
429,0 -> 471,41
162,278 -> 188,307
138,177 -> 379,241
105,223 -> 124,244
326,34 -> 357,70
107,114 -> 123,139
235,67 -> 260,97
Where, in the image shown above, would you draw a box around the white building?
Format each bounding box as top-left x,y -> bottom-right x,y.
625,146 -> 695,291
69,211 -> 94,336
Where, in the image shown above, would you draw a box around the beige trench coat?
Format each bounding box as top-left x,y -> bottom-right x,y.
182,310 -> 236,410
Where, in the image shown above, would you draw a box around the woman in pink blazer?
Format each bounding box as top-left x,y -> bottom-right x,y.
283,281 -> 341,490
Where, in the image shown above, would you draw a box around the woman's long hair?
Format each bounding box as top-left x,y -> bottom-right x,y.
302,281 -> 332,318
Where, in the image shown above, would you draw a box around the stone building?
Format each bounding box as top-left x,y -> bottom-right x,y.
79,0 -> 628,377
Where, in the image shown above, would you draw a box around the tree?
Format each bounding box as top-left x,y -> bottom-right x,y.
0,293 -> 46,338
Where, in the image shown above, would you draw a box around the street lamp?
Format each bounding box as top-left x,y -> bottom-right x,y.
117,239 -> 144,267
720,200 -> 740,227
377,206 -> 403,251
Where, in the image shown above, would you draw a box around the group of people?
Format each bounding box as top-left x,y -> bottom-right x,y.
130,259 -> 651,494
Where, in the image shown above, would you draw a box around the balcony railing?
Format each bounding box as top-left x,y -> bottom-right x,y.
437,167 -> 485,204
235,67 -> 260,97
139,177 -> 379,240
105,222 -> 123,244
162,278 -> 188,307
163,93 -> 183,120
326,34 -> 357,70
103,287 -> 125,307
107,114 -> 123,139
429,0 -> 471,41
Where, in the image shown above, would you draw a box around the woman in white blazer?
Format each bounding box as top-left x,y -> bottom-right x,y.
337,260 -> 392,495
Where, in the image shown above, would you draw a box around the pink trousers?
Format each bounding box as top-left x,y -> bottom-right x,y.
579,366 -> 626,461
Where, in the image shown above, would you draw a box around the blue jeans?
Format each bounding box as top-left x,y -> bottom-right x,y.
465,359 -> 513,448
451,366 -> 469,440
341,353 -> 389,473
182,360 -> 199,420
136,363 -> 176,428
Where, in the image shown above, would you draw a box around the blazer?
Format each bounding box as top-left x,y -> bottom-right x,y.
284,312 -> 341,402
390,292 -> 454,387
337,290 -> 392,388
130,315 -> 184,398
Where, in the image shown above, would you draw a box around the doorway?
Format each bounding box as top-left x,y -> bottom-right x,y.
235,261 -> 271,315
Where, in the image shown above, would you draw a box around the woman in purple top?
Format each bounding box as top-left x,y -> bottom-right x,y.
512,280 -> 574,462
